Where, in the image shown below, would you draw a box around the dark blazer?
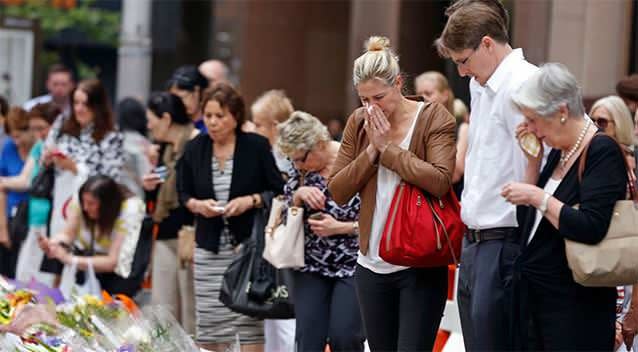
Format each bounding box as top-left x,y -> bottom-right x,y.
177,132 -> 284,252
518,134 -> 627,288
512,134 -> 627,349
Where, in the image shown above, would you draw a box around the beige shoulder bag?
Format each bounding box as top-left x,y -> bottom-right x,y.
565,135 -> 638,287
262,174 -> 306,269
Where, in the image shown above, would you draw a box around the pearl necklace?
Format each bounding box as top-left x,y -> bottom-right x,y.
560,118 -> 592,168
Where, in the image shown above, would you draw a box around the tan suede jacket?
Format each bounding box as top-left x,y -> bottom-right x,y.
328,100 -> 457,255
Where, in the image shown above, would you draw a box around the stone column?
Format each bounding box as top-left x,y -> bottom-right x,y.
116,0 -> 152,103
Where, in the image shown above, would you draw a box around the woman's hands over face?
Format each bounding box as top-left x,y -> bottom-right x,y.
364,104 -> 391,153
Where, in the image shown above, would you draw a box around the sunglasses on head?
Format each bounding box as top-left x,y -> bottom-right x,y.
591,117 -> 614,129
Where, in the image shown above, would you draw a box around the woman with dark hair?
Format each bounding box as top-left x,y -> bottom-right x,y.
142,92 -> 197,334
38,175 -> 145,296
0,107 -> 36,278
166,65 -> 209,133
0,103 -> 60,283
43,79 -> 124,239
117,97 -> 151,198
177,82 -> 284,351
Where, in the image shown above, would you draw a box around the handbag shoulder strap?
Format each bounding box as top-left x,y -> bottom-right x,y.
577,132 -> 636,201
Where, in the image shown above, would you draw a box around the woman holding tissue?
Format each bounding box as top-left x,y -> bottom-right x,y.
143,92 -> 197,335
177,82 -> 284,351
501,63 -> 627,350
277,111 -> 363,352
328,36 -> 457,351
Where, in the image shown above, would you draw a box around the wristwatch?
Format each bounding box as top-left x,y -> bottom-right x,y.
538,192 -> 551,215
251,194 -> 262,208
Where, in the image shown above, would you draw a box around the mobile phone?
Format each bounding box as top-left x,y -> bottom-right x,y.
309,213 -> 324,220
153,165 -> 168,181
212,206 -> 225,213
51,150 -> 68,159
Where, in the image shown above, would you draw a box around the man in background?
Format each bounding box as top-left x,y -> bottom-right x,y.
199,59 -> 229,87
23,64 -> 74,116
617,74 -> 638,115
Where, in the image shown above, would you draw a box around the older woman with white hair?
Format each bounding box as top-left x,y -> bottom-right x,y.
277,111 -> 364,352
500,63 -> 628,350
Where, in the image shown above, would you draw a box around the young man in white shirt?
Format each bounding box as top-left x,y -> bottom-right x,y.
435,0 -> 538,350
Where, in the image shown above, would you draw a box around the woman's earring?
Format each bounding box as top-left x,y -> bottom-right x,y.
560,115 -> 567,124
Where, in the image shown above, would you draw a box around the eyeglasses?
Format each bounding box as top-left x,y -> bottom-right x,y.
591,117 -> 614,129
453,43 -> 481,67
291,149 -> 311,164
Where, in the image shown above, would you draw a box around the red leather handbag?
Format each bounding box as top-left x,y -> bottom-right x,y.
379,182 -> 465,267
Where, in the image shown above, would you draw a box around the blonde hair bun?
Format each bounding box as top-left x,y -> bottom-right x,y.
366,36 -> 391,52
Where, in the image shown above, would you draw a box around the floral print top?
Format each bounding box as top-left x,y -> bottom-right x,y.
284,167 -> 360,278
50,122 -> 124,181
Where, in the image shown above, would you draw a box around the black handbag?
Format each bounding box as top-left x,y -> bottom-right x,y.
29,165 -> 55,199
9,200 -> 29,245
219,204 -> 295,319
96,215 -> 153,297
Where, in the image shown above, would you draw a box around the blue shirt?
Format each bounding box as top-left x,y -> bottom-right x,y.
0,139 -> 28,218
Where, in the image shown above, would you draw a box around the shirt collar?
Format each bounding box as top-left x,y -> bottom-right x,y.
485,48 -> 525,93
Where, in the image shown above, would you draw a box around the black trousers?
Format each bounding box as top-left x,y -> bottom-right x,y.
0,217 -> 25,279
457,234 -> 520,351
293,270 -> 364,352
524,280 -> 616,351
354,264 -> 448,352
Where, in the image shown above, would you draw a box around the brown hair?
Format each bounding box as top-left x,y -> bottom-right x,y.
47,63 -> 73,80
79,175 -> 133,240
435,0 -> 509,57
201,82 -> 246,132
6,107 -> 29,134
28,103 -> 60,125
61,79 -> 115,142
616,74 -> 638,101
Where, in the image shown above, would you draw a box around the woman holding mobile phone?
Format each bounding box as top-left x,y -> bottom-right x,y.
142,92 -> 197,335
177,82 -> 284,351
43,79 -> 124,248
277,111 -> 363,352
38,175 -> 145,296
0,103 -> 60,284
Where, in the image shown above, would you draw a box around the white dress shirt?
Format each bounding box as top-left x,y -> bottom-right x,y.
461,49 -> 538,230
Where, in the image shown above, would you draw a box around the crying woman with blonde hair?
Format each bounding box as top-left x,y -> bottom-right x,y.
328,35 -> 457,351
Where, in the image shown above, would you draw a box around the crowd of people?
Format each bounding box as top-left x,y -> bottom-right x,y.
1,0 -> 638,351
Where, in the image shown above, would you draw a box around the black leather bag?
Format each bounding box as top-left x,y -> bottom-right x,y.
219,205 -> 295,319
98,215 -> 153,297
9,201 -> 29,245
29,165 -> 55,199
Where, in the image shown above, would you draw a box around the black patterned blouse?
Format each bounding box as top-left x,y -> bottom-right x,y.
284,167 -> 360,278
51,122 -> 124,181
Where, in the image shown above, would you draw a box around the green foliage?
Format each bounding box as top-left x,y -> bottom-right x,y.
2,0 -> 120,47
